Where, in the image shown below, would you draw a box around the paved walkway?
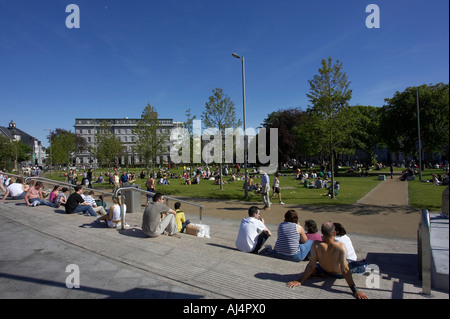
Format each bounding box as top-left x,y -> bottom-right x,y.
0,176 -> 448,301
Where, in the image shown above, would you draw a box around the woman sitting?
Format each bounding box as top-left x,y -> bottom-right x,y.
97,197 -> 127,228
273,210 -> 313,262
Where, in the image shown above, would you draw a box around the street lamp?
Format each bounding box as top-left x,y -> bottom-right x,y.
232,52 -> 248,199
43,129 -> 52,177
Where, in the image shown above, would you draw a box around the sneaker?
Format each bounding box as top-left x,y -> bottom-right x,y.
279,201 -> 285,205
31,201 -> 39,207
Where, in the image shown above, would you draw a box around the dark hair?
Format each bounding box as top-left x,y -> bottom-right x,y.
304,220 -> 318,233
35,182 -> 44,188
333,222 -> 346,236
284,210 -> 298,224
174,202 -> 181,210
61,187 -> 69,192
153,192 -> 163,202
74,185 -> 83,192
248,206 -> 259,217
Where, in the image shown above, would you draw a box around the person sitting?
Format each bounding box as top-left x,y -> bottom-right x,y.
54,187 -> 69,208
94,175 -> 104,183
0,177 -> 27,202
25,182 -> 55,207
97,196 -> 127,228
174,202 -> 190,233
286,222 -> 368,299
304,220 -> 322,242
333,223 -> 367,273
273,210 -> 313,262
141,192 -> 178,238
82,191 -> 107,216
48,185 -> 61,203
235,206 -> 272,254
65,185 -> 97,216
314,178 -> 323,189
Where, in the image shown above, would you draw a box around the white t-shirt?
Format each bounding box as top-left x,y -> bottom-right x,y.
235,217 -> 266,253
335,235 -> 357,261
7,183 -> 24,197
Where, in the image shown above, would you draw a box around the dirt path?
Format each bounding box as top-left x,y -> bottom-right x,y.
170,177 -> 421,239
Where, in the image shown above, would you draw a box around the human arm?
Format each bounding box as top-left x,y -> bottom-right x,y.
297,224 -> 309,243
340,245 -> 368,299
0,188 -> 10,202
286,243 -> 318,288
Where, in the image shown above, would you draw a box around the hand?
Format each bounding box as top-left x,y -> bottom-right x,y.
286,281 -> 301,288
354,291 -> 368,299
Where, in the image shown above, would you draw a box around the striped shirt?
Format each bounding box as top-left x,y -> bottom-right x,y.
274,222 -> 301,256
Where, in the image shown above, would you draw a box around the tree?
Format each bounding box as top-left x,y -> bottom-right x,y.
304,57 -> 353,198
133,103 -> 168,175
92,122 -> 124,169
262,108 -> 304,167
202,88 -> 242,190
346,105 -> 382,166
50,129 -> 77,167
48,129 -> 87,168
380,83 -> 449,162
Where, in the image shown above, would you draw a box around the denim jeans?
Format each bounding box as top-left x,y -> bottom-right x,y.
73,204 -> 97,217
12,192 -> 26,200
274,239 -> 313,262
29,198 -> 55,207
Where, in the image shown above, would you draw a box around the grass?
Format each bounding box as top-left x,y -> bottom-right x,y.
408,169 -> 447,212
42,166 -> 447,210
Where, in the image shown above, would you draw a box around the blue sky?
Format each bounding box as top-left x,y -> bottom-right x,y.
1,0 -> 448,147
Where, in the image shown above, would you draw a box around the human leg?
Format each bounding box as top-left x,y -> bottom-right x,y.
251,230 -> 269,254
160,214 -> 178,236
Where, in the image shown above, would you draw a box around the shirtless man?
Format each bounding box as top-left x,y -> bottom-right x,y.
286,221 -> 368,299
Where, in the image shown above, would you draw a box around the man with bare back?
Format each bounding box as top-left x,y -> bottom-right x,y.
286,221 -> 368,299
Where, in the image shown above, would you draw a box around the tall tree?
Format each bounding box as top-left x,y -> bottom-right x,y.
262,108 -> 304,167
304,57 -> 353,198
92,122 -> 124,169
202,88 -> 242,190
133,103 -> 168,175
380,83 -> 449,162
346,105 -> 382,166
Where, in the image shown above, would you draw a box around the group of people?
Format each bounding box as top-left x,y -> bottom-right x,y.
235,206 -> 368,299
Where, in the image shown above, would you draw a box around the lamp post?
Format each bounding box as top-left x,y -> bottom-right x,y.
43,129 -> 52,177
232,52 -> 248,199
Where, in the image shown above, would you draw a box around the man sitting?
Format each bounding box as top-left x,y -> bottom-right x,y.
286,221 -> 368,299
235,206 -> 272,254
65,185 -> 97,217
0,177 -> 28,201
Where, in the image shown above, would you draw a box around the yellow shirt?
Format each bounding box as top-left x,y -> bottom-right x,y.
175,209 -> 186,232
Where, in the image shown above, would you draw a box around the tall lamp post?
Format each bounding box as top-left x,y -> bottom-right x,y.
43,129 -> 52,177
232,52 -> 248,199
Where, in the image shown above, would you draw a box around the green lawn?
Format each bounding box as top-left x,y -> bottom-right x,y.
408,169 -> 447,212
43,166 -> 447,210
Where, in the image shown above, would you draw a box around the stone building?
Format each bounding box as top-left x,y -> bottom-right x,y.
0,120 -> 46,166
73,117 -> 183,166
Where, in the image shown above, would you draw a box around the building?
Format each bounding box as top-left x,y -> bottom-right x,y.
0,120 -> 46,166
74,117 -> 184,166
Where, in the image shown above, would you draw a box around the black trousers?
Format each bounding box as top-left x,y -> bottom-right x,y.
251,231 -> 270,254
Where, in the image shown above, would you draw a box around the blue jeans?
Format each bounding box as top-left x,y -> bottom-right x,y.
12,192 -> 26,200
29,198 -> 55,207
274,240 -> 313,262
73,205 -> 97,217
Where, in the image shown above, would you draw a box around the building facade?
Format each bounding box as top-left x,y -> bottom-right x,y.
74,118 -> 184,166
0,120 -> 46,167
